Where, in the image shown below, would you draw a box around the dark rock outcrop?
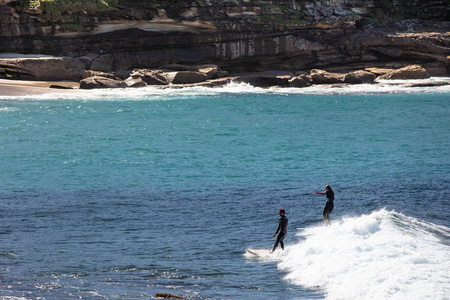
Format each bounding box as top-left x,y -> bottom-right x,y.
155,293 -> 185,299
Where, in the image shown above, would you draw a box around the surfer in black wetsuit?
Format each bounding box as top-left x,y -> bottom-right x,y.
313,185 -> 334,226
271,209 -> 288,253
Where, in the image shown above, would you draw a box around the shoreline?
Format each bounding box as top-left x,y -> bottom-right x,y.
1,76 -> 450,98
0,79 -> 80,96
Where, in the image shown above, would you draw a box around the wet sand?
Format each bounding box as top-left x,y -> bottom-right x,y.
0,79 -> 80,97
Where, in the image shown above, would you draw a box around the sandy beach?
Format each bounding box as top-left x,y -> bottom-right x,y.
0,79 -> 80,97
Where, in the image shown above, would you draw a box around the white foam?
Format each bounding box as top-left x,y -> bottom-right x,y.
0,106 -> 18,112
278,209 -> 450,299
1,78 -> 450,101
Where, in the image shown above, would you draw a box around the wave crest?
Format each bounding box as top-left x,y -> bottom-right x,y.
279,209 -> 450,299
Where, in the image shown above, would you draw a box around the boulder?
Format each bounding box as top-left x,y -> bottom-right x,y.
289,74 -> 311,87
377,65 -> 430,80
164,71 -> 208,84
124,76 -> 147,88
79,76 -> 127,89
49,84 -> 74,89
130,69 -> 168,85
344,70 -> 376,84
198,66 -> 219,79
310,69 -> 345,84
196,65 -> 230,79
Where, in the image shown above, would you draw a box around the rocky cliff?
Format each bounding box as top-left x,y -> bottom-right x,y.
1,0 -> 449,80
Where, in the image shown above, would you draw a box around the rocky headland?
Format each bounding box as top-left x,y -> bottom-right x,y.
0,0 -> 449,90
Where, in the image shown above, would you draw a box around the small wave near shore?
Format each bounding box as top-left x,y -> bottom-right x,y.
278,209 -> 450,299
1,77 -> 450,101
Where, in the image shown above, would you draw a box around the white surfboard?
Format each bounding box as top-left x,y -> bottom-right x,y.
246,249 -> 271,256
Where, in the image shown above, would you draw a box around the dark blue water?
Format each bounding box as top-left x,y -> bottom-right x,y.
0,90 -> 449,299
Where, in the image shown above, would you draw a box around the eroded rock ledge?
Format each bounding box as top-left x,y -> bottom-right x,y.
75,63 -> 446,90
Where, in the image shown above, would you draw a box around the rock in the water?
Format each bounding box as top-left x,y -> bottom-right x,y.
155,293 -> 185,299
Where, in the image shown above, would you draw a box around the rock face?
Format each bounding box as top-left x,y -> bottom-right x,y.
0,57 -> 86,80
0,0 -> 449,77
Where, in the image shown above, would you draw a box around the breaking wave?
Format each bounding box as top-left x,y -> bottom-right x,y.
279,209 -> 450,299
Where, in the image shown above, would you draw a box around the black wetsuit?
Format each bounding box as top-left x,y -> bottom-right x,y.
323,190 -> 334,218
272,215 -> 288,251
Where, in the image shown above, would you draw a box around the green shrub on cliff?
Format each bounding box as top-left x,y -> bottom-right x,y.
367,0 -> 407,24
19,0 -> 119,21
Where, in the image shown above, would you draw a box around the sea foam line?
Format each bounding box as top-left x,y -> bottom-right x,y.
1,78 -> 450,101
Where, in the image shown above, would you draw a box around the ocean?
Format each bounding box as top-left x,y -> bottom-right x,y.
0,81 -> 449,299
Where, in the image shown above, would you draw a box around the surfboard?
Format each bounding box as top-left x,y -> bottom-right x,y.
246,249 -> 271,256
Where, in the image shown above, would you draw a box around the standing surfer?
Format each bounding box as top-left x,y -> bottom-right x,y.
270,209 -> 288,253
313,185 -> 334,226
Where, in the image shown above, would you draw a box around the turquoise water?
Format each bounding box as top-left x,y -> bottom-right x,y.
0,88 -> 449,299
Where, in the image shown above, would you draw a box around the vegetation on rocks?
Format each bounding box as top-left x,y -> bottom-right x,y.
17,0 -> 118,21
